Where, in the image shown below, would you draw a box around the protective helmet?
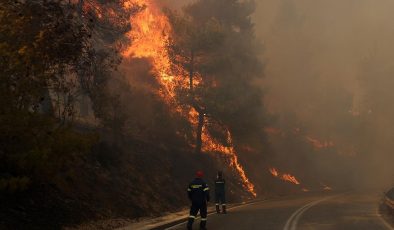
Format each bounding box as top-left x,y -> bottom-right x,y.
196,170 -> 204,178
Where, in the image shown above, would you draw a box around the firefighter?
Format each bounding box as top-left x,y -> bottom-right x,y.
187,170 -> 210,230
214,171 -> 226,214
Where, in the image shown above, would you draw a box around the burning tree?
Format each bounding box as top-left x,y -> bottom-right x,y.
164,0 -> 264,196
167,0 -> 264,154
167,12 -> 224,154
119,0 -> 264,196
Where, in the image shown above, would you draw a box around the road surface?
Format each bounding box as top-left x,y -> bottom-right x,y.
166,192 -> 393,230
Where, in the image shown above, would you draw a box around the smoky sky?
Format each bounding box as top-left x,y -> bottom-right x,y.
254,0 -> 394,115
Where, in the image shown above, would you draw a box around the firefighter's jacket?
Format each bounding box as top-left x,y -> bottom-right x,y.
214,178 -> 225,194
187,178 -> 210,204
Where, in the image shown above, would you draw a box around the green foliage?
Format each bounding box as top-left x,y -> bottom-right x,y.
1,120 -> 98,187
0,0 -> 105,192
0,0 -> 91,114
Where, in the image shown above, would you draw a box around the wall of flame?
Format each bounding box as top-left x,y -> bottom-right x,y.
120,0 -> 256,197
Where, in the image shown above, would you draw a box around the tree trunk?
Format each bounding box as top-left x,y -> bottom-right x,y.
189,50 -> 194,90
195,110 -> 204,154
41,87 -> 54,115
188,49 -> 204,154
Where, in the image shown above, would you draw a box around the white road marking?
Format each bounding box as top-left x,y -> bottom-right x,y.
165,202 -> 257,230
375,207 -> 394,230
283,196 -> 333,230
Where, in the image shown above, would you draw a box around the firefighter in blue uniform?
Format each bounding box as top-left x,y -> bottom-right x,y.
215,171 -> 226,214
187,170 -> 210,230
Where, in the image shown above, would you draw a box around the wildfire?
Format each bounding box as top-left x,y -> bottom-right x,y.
121,0 -> 256,196
269,167 -> 279,177
122,0 -> 184,101
202,128 -> 256,197
269,167 -> 300,185
282,174 -> 300,185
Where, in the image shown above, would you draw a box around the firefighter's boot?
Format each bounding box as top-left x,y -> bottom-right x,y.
222,205 -> 227,214
216,204 -> 220,214
200,218 -> 207,230
187,217 -> 194,230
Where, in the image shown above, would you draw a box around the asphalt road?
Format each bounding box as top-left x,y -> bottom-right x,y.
166,192 -> 394,230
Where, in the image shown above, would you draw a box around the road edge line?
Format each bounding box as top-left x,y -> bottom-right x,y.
284,196 -> 335,230
375,207 -> 394,230
164,200 -> 264,230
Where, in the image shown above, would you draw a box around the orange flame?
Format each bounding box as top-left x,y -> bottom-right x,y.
202,128 -> 256,197
121,0 -> 256,196
122,0 -> 181,101
282,174 -> 300,185
269,167 -> 279,177
269,167 -> 300,185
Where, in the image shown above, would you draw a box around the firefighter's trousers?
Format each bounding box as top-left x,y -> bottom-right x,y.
187,202 -> 207,229
215,192 -> 226,213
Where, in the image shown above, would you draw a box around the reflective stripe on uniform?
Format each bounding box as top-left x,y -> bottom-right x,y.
215,203 -> 219,205
201,218 -> 207,221
191,185 -> 202,189
203,187 -> 209,191
222,204 -> 226,206
189,215 -> 196,219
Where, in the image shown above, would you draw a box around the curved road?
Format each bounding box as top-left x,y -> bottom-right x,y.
166,192 -> 393,230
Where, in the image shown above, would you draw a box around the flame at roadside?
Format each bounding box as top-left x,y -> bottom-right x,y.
269,167 -> 300,185
202,128 -> 256,197
281,174 -> 300,185
269,167 -> 279,177
120,0 -> 256,197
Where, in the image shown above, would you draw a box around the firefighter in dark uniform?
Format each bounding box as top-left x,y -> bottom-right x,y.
187,170 -> 210,230
214,171 -> 226,214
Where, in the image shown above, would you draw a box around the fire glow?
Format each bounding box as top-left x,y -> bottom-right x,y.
269,167 -> 300,185
202,129 -> 256,197
120,0 -> 256,197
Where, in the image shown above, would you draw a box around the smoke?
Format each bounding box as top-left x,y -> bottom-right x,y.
253,0 -> 394,189
114,0 -> 394,192
158,0 -> 193,9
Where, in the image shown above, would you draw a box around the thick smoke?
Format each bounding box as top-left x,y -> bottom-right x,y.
253,0 -> 394,189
